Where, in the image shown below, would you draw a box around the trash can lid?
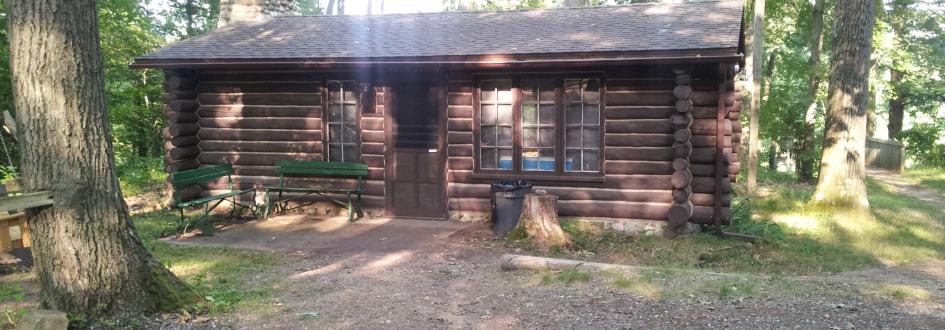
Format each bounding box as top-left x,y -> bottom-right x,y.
492,179 -> 533,191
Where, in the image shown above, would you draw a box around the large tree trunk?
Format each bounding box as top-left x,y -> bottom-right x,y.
746,0 -> 765,193
6,0 -> 203,321
795,0 -> 825,183
514,192 -> 571,249
887,70 -> 905,139
813,0 -> 875,207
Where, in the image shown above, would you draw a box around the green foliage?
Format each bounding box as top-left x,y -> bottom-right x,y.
898,122 -> 945,168
117,156 -> 166,196
540,268 -> 591,285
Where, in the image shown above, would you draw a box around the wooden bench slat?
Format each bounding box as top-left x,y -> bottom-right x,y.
171,164 -> 235,188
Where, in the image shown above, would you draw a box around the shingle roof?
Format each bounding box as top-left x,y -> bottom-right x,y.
135,1 -> 743,65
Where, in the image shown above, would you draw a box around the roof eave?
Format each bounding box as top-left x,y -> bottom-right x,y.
130,49 -> 743,70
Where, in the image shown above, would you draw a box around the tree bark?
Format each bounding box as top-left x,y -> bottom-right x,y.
795,0 -> 825,183
514,192 -> 571,249
6,0 -> 203,321
813,0 -> 875,208
887,70 -> 905,139
746,0 -> 765,193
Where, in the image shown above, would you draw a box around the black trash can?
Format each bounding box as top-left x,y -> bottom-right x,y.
491,180 -> 533,236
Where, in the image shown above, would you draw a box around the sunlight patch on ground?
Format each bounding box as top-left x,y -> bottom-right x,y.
770,213 -> 821,232
862,283 -> 934,302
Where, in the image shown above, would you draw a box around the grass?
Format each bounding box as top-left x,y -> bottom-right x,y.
134,211 -> 283,314
0,283 -> 27,329
902,167 -> 945,193
539,268 -> 591,285
517,169 -> 945,276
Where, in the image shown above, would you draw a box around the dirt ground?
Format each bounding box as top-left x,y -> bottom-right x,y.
151,215 -> 945,330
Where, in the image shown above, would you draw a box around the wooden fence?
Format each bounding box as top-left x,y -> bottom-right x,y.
866,137 -> 905,172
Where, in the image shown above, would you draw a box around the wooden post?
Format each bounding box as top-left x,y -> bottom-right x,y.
514,191 -> 571,249
667,65 -> 695,237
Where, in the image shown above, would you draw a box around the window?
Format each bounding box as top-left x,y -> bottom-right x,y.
326,80 -> 359,162
564,79 -> 601,172
476,76 -> 602,177
479,79 -> 514,170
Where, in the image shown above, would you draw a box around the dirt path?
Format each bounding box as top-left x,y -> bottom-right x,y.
867,167 -> 945,206
156,220 -> 945,329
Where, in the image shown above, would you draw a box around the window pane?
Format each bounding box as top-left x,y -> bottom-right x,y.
342,81 -> 356,101
566,149 -> 581,172
584,104 -> 599,125
329,123 -> 342,142
583,150 -> 599,172
522,103 -> 537,124
583,127 -> 599,148
481,80 -> 496,102
497,104 -> 513,124
539,80 -> 556,102
566,127 -> 582,148
328,104 -> 342,122
328,81 -> 342,102
498,148 -> 513,170
344,104 -> 357,122
566,103 -> 582,124
497,80 -> 513,103
583,79 -> 600,104
481,148 -> 496,169
343,144 -> 359,163
523,127 -> 537,148
539,105 -> 554,125
522,148 -> 539,171
498,126 -> 513,147
481,104 -> 497,125
564,79 -> 581,101
521,81 -> 537,102
481,125 -> 496,146
540,127 -> 554,147
343,124 -> 358,143
539,149 -> 555,171
329,144 -> 342,162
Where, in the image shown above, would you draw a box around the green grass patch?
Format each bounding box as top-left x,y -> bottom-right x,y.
902,167 -> 945,193
520,169 -> 945,276
540,268 -> 591,285
714,278 -> 756,299
134,210 -> 282,314
0,282 -> 28,329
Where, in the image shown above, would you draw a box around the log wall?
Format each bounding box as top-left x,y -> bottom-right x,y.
445,64 -> 738,225
163,70 -> 201,202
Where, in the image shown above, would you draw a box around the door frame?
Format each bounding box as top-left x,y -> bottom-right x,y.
383,73 -> 449,219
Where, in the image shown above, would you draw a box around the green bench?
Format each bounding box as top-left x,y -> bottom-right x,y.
170,164 -> 256,235
264,161 -> 368,222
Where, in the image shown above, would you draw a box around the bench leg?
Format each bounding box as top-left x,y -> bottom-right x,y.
346,192 -> 354,222
356,191 -> 364,220
262,189 -> 271,221
174,207 -> 186,235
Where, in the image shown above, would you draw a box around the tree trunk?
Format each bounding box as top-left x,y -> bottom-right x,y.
887,70 -> 905,139
514,192 -> 571,249
746,0 -> 765,193
795,0 -> 825,183
564,0 -> 588,7
813,0 -> 875,208
6,0 -> 203,321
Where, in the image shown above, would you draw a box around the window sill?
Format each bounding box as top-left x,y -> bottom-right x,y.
470,172 -> 605,183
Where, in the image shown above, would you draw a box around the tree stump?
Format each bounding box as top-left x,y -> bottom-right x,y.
514,191 -> 572,249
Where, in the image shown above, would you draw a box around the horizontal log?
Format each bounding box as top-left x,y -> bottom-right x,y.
605,134 -> 674,148
166,135 -> 199,148
500,254 -> 646,273
689,206 -> 731,225
448,145 -> 473,157
361,154 -> 384,167
198,93 -> 322,106
199,151 -> 322,166
199,117 -> 322,130
198,105 -> 322,118
361,142 -> 385,155
604,106 -> 674,120
691,135 -> 732,148
691,177 -> 731,194
448,198 -> 490,212
449,157 -> 474,170
690,163 -> 723,177
675,74 -> 691,86
605,91 -> 674,106
604,160 -> 672,175
203,177 -> 386,196
605,119 -> 673,134
558,200 -> 670,220
448,106 -> 473,119
196,82 -> 321,94
164,111 -> 198,124
361,130 -> 385,143
361,117 -> 384,131
448,183 -> 491,198
447,82 -> 473,93
671,112 -> 693,129
166,158 -> 199,172
199,140 -> 322,153
690,119 -> 733,136
606,78 -> 675,91
166,75 -> 195,90
169,123 -> 199,137
538,186 -> 728,207
447,118 -> 473,131
690,148 -> 734,165
605,147 -> 674,161
448,131 -> 473,144
167,99 -> 198,113
692,107 -> 723,119
448,93 -> 473,106
198,128 -> 322,141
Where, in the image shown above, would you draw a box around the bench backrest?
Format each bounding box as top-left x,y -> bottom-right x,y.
276,161 -> 368,178
171,164 -> 234,190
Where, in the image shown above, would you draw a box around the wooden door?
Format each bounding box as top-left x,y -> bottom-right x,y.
386,79 -> 446,219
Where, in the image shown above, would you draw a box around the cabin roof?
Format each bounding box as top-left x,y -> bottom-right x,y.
133,0 -> 744,68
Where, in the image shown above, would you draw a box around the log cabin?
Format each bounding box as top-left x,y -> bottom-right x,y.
133,0 -> 745,234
